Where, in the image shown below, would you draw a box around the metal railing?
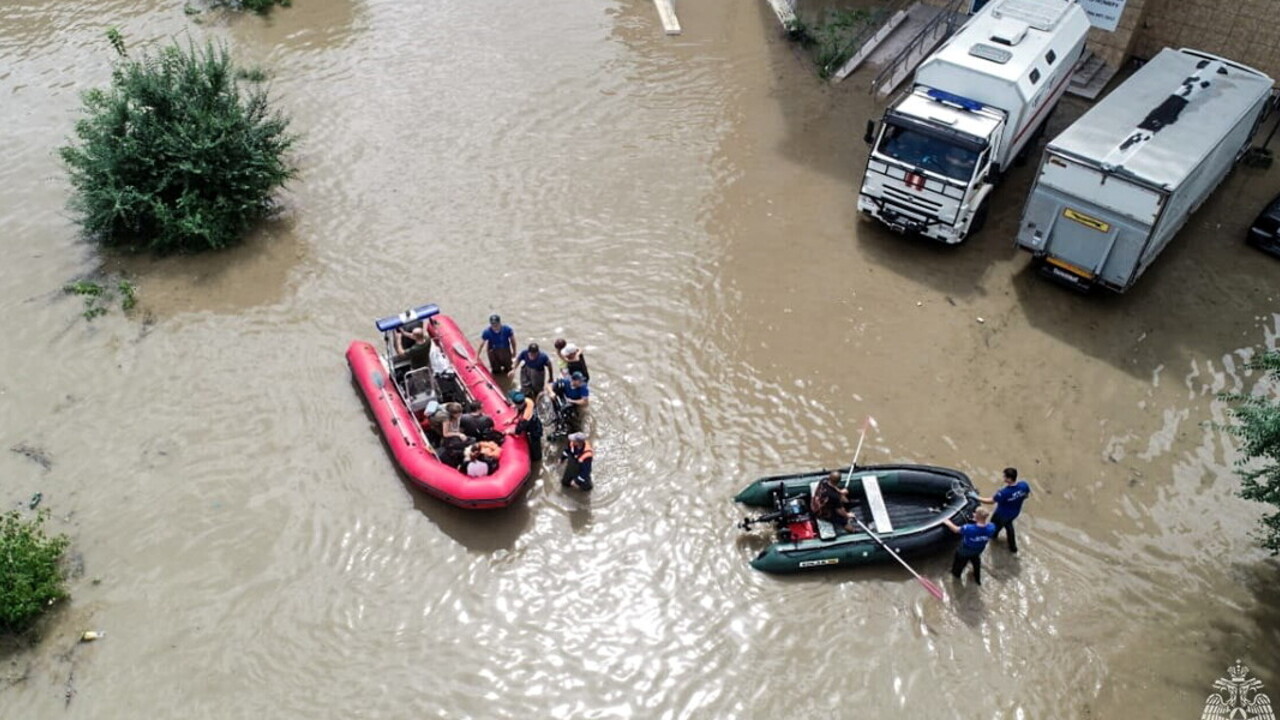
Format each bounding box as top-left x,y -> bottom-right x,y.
869,0 -> 968,97
820,0 -> 915,79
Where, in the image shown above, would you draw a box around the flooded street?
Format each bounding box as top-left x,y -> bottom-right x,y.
2,0 -> 1279,716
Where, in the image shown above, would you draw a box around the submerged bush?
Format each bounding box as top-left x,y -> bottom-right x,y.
1222,350 -> 1280,554
63,277 -> 137,320
60,36 -> 297,254
0,510 -> 70,634
211,0 -> 293,13
815,10 -> 874,79
788,9 -> 876,79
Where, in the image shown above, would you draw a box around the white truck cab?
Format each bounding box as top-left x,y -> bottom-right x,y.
858,0 -> 1089,244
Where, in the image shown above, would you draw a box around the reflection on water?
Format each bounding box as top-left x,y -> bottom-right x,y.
2,0 -> 1279,717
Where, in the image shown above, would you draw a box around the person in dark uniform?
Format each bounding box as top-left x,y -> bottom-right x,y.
507,390 -> 543,463
512,343 -> 553,399
477,314 -> 516,374
553,371 -> 590,434
560,432 -> 594,491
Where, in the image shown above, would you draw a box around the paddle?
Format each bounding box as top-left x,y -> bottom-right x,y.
842,417 -> 945,602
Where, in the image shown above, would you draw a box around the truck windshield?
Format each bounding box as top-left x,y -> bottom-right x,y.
877,125 -> 979,183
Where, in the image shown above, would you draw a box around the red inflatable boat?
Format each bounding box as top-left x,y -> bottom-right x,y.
346,304 -> 531,509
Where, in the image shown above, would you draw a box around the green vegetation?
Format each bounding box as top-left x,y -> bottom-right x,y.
63,278 -> 138,320
236,66 -> 269,83
0,510 -> 70,634
64,280 -> 110,320
60,34 -> 297,255
788,9 -> 877,80
1221,350 -> 1280,554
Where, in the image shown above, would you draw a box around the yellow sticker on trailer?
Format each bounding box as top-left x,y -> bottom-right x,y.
1063,208 -> 1110,233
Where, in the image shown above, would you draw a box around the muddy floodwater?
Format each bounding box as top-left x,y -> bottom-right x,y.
3,0 -> 1279,717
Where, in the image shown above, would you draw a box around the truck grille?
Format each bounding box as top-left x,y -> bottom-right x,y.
883,186 -> 942,212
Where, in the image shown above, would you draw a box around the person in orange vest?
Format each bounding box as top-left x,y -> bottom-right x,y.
559,432 -> 594,491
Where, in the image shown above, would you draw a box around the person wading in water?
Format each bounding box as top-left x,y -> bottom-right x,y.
943,507 -> 996,586
478,314 -> 516,374
979,467 -> 1031,553
507,390 -> 543,463
560,432 -> 594,491
553,339 -> 589,382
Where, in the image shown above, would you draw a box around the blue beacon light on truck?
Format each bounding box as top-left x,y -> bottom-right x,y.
926,88 -> 985,112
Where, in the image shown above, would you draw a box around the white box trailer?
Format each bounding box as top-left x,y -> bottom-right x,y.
858,0 -> 1089,244
1015,48 -> 1275,292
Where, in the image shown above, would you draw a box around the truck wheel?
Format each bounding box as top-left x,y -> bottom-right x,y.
962,201 -> 989,241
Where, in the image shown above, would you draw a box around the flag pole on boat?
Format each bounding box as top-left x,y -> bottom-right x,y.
849,416 -> 877,470
844,416 -> 945,602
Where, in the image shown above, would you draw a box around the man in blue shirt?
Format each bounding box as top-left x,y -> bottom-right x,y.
512,343 -> 553,399
980,467 -> 1031,553
943,507 -> 996,585
477,314 -> 516,374
554,371 -> 590,434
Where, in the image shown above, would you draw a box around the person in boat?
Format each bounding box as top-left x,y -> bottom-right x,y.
394,324 -> 427,356
474,439 -> 502,461
553,371 -> 590,433
465,445 -> 491,478
978,467 -> 1031,554
440,402 -> 467,443
942,507 -> 996,586
559,432 -> 594,491
508,390 -> 543,463
418,401 -> 445,445
440,435 -> 468,470
477,314 -> 517,375
459,401 -> 494,441
553,339 -> 590,382
512,342 -> 554,399
810,471 -> 857,533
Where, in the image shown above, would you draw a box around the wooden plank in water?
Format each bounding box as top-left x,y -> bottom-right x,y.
861,476 -> 894,533
653,0 -> 682,35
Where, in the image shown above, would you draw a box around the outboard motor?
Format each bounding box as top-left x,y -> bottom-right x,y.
781,496 -> 817,542
739,484 -> 817,542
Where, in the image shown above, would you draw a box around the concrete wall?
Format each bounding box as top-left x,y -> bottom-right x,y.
913,0 -> 1280,79
1082,0 -> 1147,70
1130,0 -> 1280,79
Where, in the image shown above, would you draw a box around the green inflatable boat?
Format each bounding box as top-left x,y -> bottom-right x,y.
735,464 -> 978,574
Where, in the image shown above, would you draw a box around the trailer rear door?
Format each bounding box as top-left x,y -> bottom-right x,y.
1020,185 -> 1154,291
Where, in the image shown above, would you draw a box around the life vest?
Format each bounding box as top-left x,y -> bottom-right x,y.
571,441 -> 593,462
475,440 -> 502,460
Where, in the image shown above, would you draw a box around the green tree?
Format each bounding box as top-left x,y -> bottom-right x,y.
60,36 -> 297,254
1222,349 -> 1280,554
0,510 -> 70,634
